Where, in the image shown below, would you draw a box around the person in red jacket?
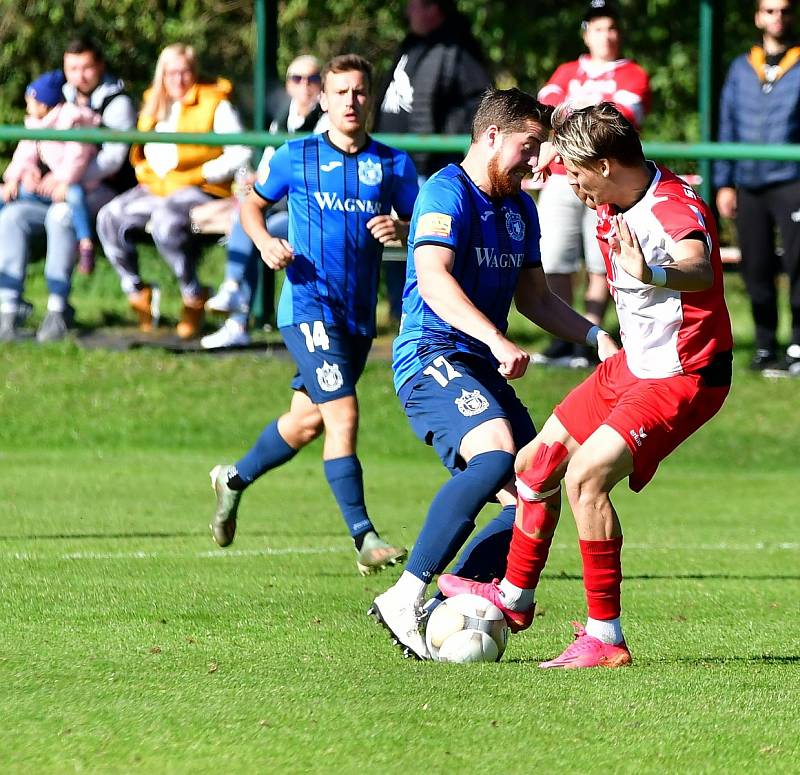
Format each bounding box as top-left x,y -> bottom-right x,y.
533,0 -> 651,368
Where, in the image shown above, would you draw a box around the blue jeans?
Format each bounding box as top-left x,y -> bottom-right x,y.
225,209 -> 287,313
8,185 -> 93,242
0,185 -> 115,303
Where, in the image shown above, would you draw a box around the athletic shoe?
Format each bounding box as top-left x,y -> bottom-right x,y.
368,587 -> 430,660
437,574 -> 534,633
206,281 -> 248,315
16,299 -> 33,326
355,531 -> 408,576
539,622 -> 632,669
129,285 -> 160,332
749,348 -> 778,371
36,304 -> 75,343
761,344 -> 800,378
209,464 -> 242,547
200,318 -> 251,350
531,339 -> 590,369
0,311 -> 19,343
177,288 -> 210,339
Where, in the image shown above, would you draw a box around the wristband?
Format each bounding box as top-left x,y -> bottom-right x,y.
585,325 -> 603,347
649,265 -> 667,287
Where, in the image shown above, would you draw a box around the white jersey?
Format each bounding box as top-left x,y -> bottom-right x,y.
596,164 -> 733,379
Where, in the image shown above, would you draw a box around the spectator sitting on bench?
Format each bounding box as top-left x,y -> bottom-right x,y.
96,43 -> 250,339
202,54 -> 327,350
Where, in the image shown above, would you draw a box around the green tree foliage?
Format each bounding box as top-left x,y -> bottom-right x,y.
0,0 -> 762,147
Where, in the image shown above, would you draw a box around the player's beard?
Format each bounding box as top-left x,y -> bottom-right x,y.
487,153 -> 524,198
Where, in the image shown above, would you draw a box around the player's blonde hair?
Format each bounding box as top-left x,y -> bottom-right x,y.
552,102 -> 644,167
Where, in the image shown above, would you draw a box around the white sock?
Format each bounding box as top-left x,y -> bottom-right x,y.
392,570 -> 427,604
47,294 -> 65,313
585,616 -> 624,645
498,578 -> 535,610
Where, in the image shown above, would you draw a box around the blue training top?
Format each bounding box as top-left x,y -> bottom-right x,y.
392,164 -> 542,394
254,132 -> 419,337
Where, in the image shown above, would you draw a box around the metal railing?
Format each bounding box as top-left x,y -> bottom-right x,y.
4,125 -> 800,162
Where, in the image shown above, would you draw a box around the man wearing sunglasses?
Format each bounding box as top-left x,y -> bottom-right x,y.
715,0 -> 800,375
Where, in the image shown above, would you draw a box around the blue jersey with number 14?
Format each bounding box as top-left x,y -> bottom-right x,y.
392,164 -> 542,393
254,132 -> 418,337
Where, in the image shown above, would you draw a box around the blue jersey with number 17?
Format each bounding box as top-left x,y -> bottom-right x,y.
392,164 -> 542,393
254,132 -> 418,337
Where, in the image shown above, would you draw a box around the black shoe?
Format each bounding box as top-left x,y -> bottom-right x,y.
749,348 -> 778,371
761,344 -> 800,378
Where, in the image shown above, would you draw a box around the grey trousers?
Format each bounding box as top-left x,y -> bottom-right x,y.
96,185 -> 214,299
0,185 -> 115,305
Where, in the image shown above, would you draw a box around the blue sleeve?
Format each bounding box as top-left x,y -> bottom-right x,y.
392,152 -> 419,219
411,175 -> 465,253
254,142 -> 291,202
523,194 -> 542,268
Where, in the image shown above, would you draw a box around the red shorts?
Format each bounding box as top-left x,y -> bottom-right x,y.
554,350 -> 730,492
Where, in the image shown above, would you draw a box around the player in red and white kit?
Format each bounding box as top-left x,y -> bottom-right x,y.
439,102 -> 734,668
534,0 -> 651,367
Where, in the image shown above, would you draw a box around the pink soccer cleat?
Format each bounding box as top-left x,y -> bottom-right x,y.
437,574 -> 534,633
539,622 -> 632,669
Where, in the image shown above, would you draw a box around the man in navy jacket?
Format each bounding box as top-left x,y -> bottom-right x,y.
715,0 -> 800,374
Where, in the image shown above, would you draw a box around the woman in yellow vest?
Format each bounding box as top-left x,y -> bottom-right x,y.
96,43 -> 251,338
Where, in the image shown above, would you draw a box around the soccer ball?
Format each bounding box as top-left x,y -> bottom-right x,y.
425,593 -> 509,663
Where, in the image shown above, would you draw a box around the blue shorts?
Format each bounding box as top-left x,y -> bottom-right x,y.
397,351 -> 536,473
281,322 -> 372,404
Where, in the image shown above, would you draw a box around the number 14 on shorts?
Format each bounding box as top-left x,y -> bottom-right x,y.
299,321 -> 330,352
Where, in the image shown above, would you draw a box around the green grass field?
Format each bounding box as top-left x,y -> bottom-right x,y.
1,262 -> 799,773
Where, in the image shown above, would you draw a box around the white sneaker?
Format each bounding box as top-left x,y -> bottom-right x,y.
200,318 -> 251,350
369,587 -> 430,660
206,281 -> 248,314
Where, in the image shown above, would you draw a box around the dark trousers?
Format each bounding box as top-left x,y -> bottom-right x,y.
736,180 -> 800,349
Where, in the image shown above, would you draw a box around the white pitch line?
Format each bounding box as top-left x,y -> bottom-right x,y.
1,542 -> 797,562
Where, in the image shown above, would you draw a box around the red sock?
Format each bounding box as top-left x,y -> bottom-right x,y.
505,524 -> 552,589
580,536 -> 623,620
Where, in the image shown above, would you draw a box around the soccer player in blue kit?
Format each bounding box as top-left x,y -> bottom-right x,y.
208,54 -> 420,575
370,88 -> 618,658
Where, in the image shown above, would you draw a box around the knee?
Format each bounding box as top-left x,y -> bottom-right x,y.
45,202 -> 74,231
324,402 -> 359,435
150,208 -> 189,245
292,411 -> 324,445
563,452 -> 605,509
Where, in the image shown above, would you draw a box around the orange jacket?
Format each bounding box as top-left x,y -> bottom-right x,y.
131,79 -> 234,198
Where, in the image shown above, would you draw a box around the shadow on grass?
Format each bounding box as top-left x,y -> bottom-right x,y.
503,654 -> 800,666
548,572 -> 800,581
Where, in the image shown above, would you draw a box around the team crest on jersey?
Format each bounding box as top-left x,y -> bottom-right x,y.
504,209 -> 525,241
358,158 -> 383,186
317,361 -> 344,392
454,388 -> 489,417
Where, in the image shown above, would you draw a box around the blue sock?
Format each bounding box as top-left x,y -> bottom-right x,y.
235,420 -> 297,485
449,503 -> 515,582
324,455 -> 374,538
405,451 -> 514,583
